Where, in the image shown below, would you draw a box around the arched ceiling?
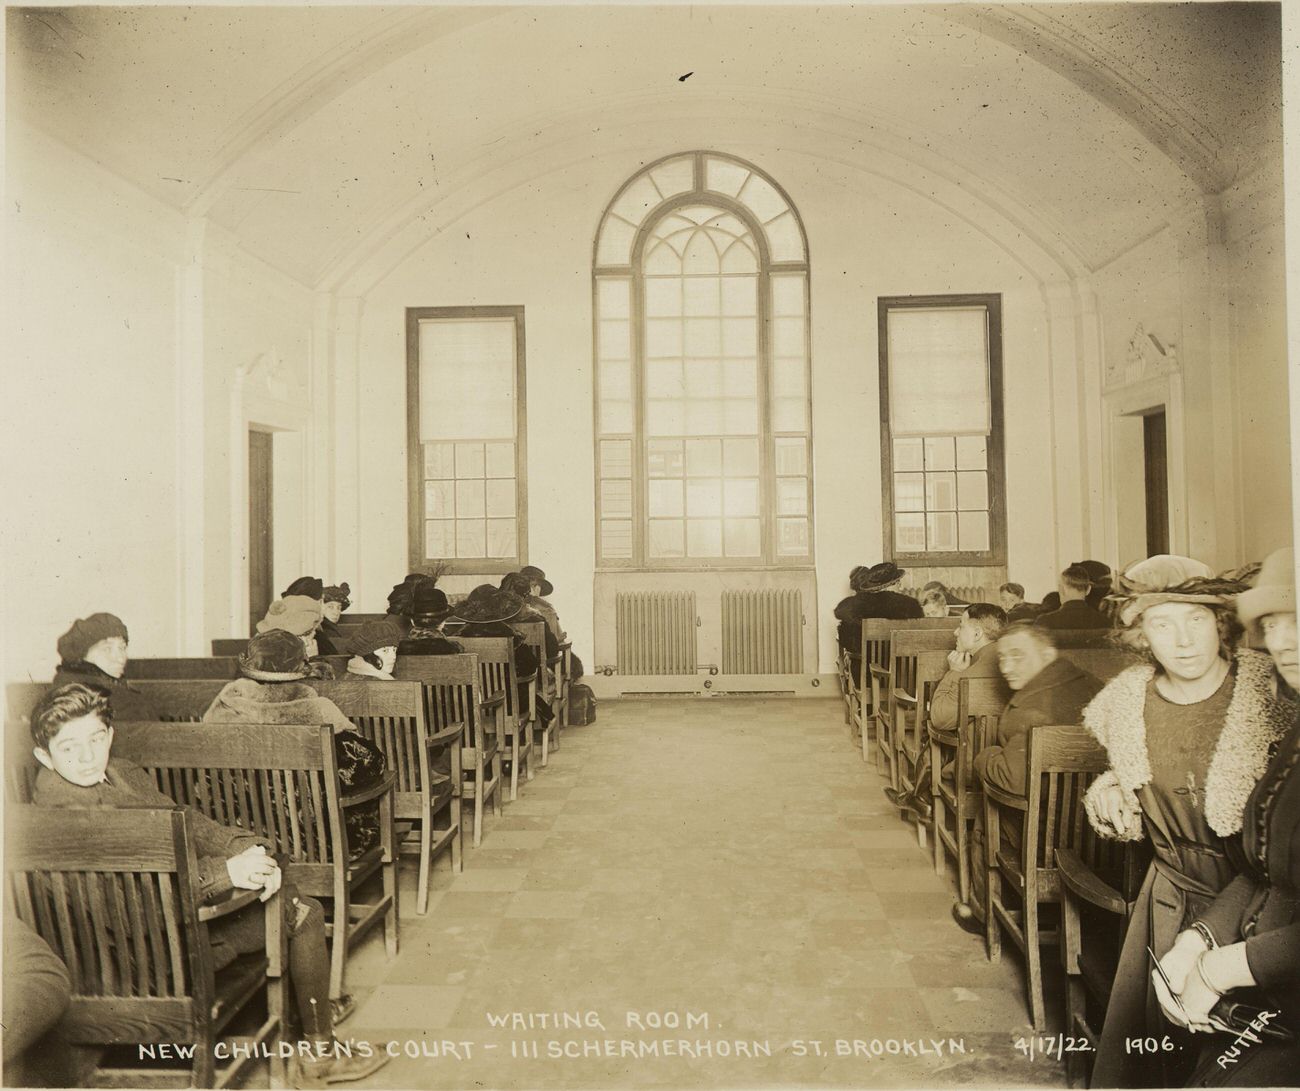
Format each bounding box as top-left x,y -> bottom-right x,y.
8,3 -> 1282,288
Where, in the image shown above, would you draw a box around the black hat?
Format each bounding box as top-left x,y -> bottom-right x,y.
452,584 -> 523,624
387,573 -> 435,616
282,577 -> 324,600
238,630 -> 310,682
854,562 -> 906,591
323,582 -> 351,609
517,565 -> 554,597
411,583 -> 451,621
500,572 -> 532,597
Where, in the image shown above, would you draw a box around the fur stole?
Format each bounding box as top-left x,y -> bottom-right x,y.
1082,649 -> 1294,839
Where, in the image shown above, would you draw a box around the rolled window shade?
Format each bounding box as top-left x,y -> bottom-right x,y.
418,318 -> 516,441
887,307 -> 990,436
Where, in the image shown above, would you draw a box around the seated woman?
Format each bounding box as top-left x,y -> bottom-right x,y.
344,620 -> 405,680
202,631 -> 387,858
1081,555 -> 1295,1087
449,584 -> 552,726
833,562 -> 924,661
1154,547 -> 1300,1086
29,683 -> 390,1088
256,593 -> 333,671
516,565 -> 565,641
386,573 -> 435,624
920,589 -> 948,617
396,584 -> 465,656
51,612 -> 155,719
316,583 -> 352,656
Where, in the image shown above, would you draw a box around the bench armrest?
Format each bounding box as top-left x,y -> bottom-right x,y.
427,722 -> 466,747
1056,847 -> 1127,914
341,768 -> 398,808
982,781 -> 1028,811
199,887 -> 263,922
480,690 -> 506,711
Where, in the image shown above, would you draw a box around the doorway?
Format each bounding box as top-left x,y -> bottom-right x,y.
1142,410 -> 1170,556
248,428 -> 274,633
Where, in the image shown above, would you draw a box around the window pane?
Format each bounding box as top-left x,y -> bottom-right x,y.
765,211 -> 804,262
687,519 -> 723,557
456,520 -> 487,559
893,437 -> 924,473
724,517 -> 761,557
645,318 -> 682,358
650,156 -> 694,199
425,480 -> 455,519
648,519 -> 685,558
924,436 -> 955,471
456,479 -> 485,519
685,360 -> 723,397
601,519 -> 634,559
684,278 -> 718,316
686,399 -> 723,434
722,318 -> 757,358
724,398 -> 759,434
485,442 -> 514,478
705,157 -> 749,198
419,319 -> 516,441
648,479 -> 684,517
774,437 -> 807,476
600,399 -> 634,434
686,479 -> 722,516
685,319 -> 720,357
644,278 -> 681,316
772,275 -> 804,317
774,316 -> 804,357
646,398 -> 686,434
485,479 -> 516,517
725,478 -> 760,516
777,477 -> 808,516
724,359 -> 757,391
597,277 -> 630,320
596,213 -> 636,266
957,471 -> 988,511
887,307 -> 990,436
777,517 -> 809,555
737,172 -> 788,222
722,278 -> 756,316
599,320 -> 631,360
773,357 -> 804,398
724,438 -> 759,476
927,512 -> 958,552
455,443 -> 485,478
611,175 -> 662,229
425,520 -> 454,559
894,473 -> 924,512
424,443 -> 455,480
685,438 -> 721,477
601,439 -> 633,476
926,472 -> 956,511
959,511 -> 990,552
772,397 -> 806,432
486,518 -> 516,558
895,513 -> 926,553
646,360 -> 685,398
601,479 -> 633,518
647,440 -> 683,477
956,435 -> 987,470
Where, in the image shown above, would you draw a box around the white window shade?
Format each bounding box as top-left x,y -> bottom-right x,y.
887,307 -> 990,436
419,319 -> 516,441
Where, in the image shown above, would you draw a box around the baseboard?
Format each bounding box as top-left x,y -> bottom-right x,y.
585,672 -> 840,699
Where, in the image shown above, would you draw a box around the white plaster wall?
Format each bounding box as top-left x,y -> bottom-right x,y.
353,150 -> 1060,673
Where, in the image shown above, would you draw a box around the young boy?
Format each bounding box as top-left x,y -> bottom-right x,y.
29,683 -> 390,1087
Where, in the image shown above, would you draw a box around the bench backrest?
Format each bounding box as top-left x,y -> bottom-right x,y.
125,658 -> 242,680
1025,724 -> 1114,872
393,654 -> 484,747
454,637 -> 521,721
111,721 -> 341,864
6,804 -> 209,1041
307,679 -> 427,796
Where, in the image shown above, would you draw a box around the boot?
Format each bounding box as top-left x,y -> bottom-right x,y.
291,1042 -> 392,1088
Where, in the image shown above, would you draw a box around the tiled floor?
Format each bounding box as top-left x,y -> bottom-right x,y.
339,697 -> 1066,1088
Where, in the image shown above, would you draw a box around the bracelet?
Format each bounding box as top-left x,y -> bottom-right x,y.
1195,953 -> 1226,997
1190,922 -> 1218,950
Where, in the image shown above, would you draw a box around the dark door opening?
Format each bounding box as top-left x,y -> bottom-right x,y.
1142,410 -> 1169,557
248,429 -> 274,634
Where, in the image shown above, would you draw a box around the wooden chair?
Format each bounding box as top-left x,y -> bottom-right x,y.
553,639 -> 573,730
6,804 -> 288,1089
870,629 -> 955,788
395,653 -> 501,849
890,649 -> 951,847
931,676 -> 1006,902
110,721 -> 397,1002
1057,840 -> 1151,1086
309,678 -> 460,914
456,636 -> 529,807
514,621 -> 558,766
983,723 -> 1110,1028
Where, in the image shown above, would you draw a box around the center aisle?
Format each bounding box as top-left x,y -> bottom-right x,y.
343,697 -> 1064,1088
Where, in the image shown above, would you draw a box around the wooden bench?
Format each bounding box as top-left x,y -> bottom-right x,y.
109,718 -> 397,1002
126,657 -> 351,681
308,678 -> 460,914
456,636 -> 531,808
515,620 -> 559,766
6,803 -> 288,1089
870,630 -> 955,788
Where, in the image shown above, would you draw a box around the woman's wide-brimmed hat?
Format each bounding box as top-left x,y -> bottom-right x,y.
452,584 -> 523,624
387,573 -> 435,616
281,577 -> 324,600
852,562 -> 906,592
517,565 -> 554,597
238,630 -> 311,682
347,619 -> 406,657
410,583 -> 451,622
57,613 -> 129,663
323,582 -> 351,609
1112,555 -> 1245,626
1237,547 -> 1296,646
255,595 -> 323,637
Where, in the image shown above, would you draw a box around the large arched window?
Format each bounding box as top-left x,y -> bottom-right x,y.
593,152 -> 812,568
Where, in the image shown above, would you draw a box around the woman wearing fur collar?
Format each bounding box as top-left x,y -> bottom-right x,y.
1082,556 -> 1295,1088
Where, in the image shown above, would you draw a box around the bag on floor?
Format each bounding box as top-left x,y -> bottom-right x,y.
568,682 -> 596,725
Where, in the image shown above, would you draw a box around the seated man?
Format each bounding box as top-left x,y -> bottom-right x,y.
28,684 -> 391,1089
2,912 -> 74,1087
950,623 -> 1104,932
998,582 -> 1041,623
885,603 -> 1008,819
1036,563 -> 1111,629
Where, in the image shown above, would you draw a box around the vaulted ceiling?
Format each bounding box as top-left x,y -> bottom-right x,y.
8,3 -> 1282,288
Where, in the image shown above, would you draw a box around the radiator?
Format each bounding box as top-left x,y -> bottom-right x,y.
721,589 -> 804,674
615,591 -> 698,675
